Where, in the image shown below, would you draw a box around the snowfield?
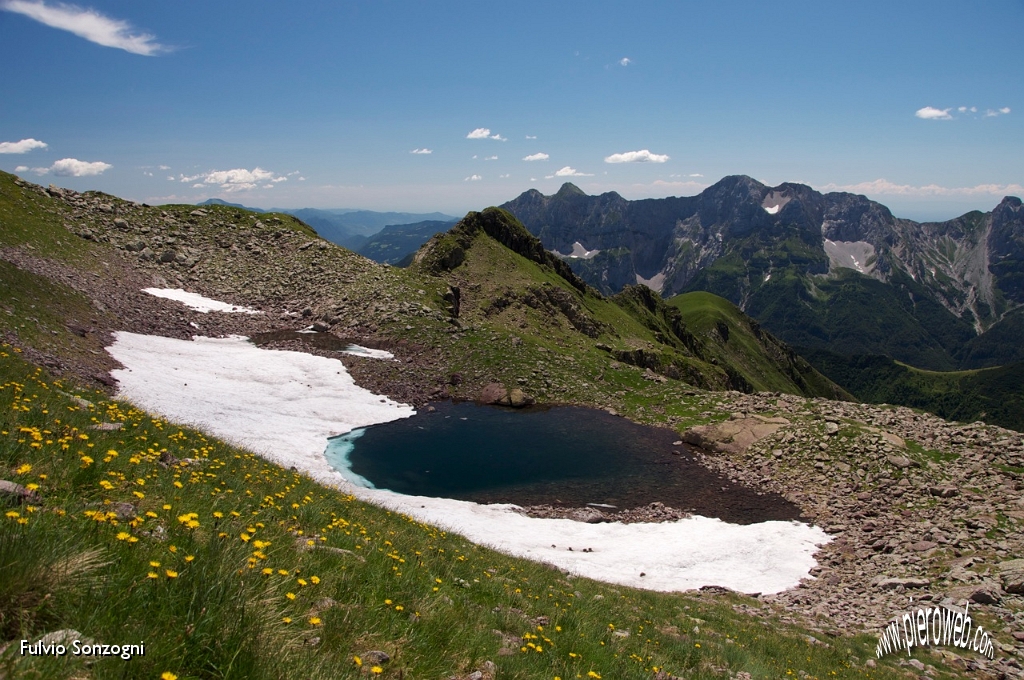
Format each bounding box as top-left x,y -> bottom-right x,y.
107,330 -> 829,595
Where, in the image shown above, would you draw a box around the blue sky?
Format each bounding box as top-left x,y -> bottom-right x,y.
1,1 -> 1021,220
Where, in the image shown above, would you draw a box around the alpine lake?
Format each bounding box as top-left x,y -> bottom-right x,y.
326,400 -> 803,525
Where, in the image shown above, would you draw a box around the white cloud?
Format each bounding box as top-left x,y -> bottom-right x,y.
499,173 -> 510,178
158,164 -> 170,170
0,138 -> 48,154
484,155 -> 498,161
464,174 -> 482,181
466,127 -> 506,141
915,106 -> 953,120
178,167 -> 284,193
30,157 -> 112,176
689,173 -> 704,177
545,166 -> 593,179
14,165 -> 28,172
142,170 -> 153,176
522,152 -> 549,161
0,0 -> 167,55
604,149 -> 670,164
817,178 -> 1024,197
525,135 -> 537,140
298,176 -> 306,181
619,57 -> 631,66
1000,107 -> 1011,114
166,175 -> 174,181
410,148 -> 432,154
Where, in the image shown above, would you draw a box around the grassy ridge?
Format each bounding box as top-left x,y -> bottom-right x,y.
0,347 -> 914,679
666,292 -> 848,399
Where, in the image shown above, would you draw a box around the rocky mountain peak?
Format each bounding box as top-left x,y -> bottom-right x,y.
555,182 -> 586,197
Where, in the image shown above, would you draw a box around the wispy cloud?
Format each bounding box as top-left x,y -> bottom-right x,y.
0,138 -> 48,154
466,127 -> 506,141
545,166 -> 593,178
523,152 -> 549,161
31,157 -> 111,176
0,0 -> 168,55
525,135 -> 537,140
180,167 -> 284,192
14,165 -> 28,172
619,57 -> 631,66
917,105 -> 1011,120
817,178 -> 1024,197
604,149 -> 669,163
985,107 -> 1011,118
464,174 -> 482,182
650,179 -> 708,192
410,148 -> 432,154
499,173 -> 510,178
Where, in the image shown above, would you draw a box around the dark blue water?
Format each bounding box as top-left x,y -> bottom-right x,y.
326,401 -> 801,525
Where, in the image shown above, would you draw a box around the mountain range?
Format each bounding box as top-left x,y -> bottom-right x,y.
501,178 -> 1024,373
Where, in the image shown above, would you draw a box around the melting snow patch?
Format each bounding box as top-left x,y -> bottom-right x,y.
567,241 -> 600,259
763,205 -> 780,215
342,345 -> 395,360
106,332 -> 829,595
142,288 -> 263,314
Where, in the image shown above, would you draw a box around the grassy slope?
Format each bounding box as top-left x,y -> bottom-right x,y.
0,350 -> 913,680
666,292 -> 848,399
800,347 -> 1024,432
687,248 -> 976,372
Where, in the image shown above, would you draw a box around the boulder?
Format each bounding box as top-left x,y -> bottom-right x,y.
998,559 -> 1024,594
477,383 -> 507,405
0,480 -> 41,506
682,416 -> 789,455
477,383 -> 533,408
507,388 -> 533,408
875,577 -> 931,590
929,485 -> 959,498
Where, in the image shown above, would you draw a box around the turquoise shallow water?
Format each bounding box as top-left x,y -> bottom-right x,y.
325,401 -> 802,525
